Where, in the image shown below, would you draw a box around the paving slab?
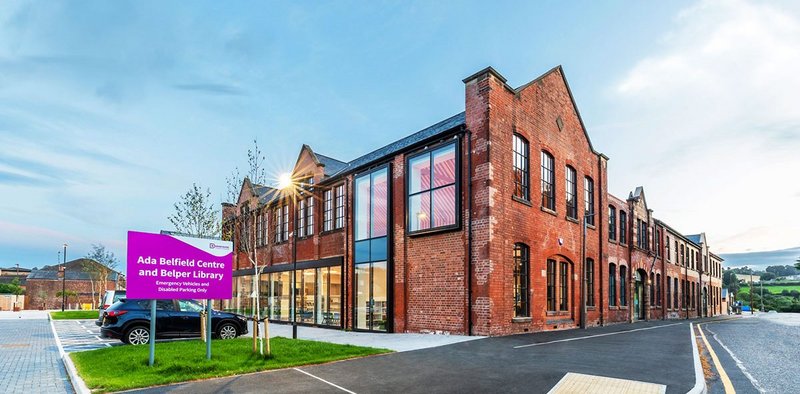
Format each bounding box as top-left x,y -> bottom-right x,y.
0,318 -> 73,394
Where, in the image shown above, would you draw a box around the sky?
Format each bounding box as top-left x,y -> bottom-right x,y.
1,0 -> 799,271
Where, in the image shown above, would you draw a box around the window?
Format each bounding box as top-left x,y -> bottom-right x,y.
656,273 -> 661,306
608,206 -> 617,241
586,258 -> 595,307
274,204 -> 288,243
649,272 -> 655,307
559,262 -> 569,311
674,277 -> 679,309
667,275 -> 672,309
541,151 -> 555,211
675,241 -> 680,264
636,219 -> 648,249
619,210 -> 627,244
513,244 -> 529,317
297,199 -> 306,238
256,211 -> 264,246
666,236 -> 671,261
323,189 -> 333,232
408,142 -> 458,233
682,279 -> 687,309
512,135 -> 529,201
584,177 -> 594,225
566,166 -> 577,219
547,259 -> 556,311
609,264 -> 617,306
335,184 -> 345,229
680,244 -> 685,266
354,167 -> 389,332
306,197 -> 314,236
655,229 -> 660,255
619,266 -> 627,306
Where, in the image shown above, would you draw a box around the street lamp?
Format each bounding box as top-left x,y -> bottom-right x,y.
279,172 -> 299,339
62,243 -> 67,312
580,210 -> 595,329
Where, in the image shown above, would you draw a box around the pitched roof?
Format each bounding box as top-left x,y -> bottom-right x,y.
27,259 -> 122,281
686,234 -> 702,245
322,112 -> 465,181
315,153 -> 348,177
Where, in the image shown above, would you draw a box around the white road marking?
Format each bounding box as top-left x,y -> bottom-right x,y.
705,324 -> 766,393
94,336 -> 103,341
293,368 -> 356,394
514,322 -> 683,348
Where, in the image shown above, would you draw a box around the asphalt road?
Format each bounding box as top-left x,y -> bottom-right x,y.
132,319 -> 700,394
703,313 -> 800,394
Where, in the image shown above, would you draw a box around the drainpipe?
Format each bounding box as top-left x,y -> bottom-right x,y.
466,128 -> 473,336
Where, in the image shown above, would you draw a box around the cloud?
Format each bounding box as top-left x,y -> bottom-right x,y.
606,0 -> 800,253
172,83 -> 246,96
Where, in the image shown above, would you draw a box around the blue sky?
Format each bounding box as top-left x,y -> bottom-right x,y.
1,0 -> 799,271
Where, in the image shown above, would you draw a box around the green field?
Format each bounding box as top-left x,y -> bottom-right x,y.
737,284 -> 800,295
50,310 -> 98,320
70,337 -> 391,393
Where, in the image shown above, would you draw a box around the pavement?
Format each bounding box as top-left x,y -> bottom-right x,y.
130,319 -> 704,394
51,319 -> 119,353
701,312 -> 800,394
0,311 -> 73,394
246,321 -> 485,352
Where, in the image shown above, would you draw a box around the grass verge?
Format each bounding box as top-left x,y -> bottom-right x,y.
70,337 -> 391,392
50,310 -> 98,320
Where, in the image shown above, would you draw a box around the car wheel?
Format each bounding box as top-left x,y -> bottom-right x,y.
126,326 -> 150,345
217,322 -> 238,339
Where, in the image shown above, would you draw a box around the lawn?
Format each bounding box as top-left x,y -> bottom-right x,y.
50,310 -> 98,320
70,337 -> 391,392
737,285 -> 800,295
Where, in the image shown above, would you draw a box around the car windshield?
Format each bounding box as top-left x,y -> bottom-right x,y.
178,299 -> 204,312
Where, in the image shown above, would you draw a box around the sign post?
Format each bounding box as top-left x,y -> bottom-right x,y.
127,231 -> 233,366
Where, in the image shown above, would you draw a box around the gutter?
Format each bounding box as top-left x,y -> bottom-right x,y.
466,128 -> 473,336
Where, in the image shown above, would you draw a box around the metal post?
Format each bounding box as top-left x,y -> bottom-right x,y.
292,192 -> 298,339
580,213 -> 587,329
206,299 -> 212,360
760,281 -> 763,312
749,276 -> 754,315
149,300 -> 156,366
62,244 -> 67,312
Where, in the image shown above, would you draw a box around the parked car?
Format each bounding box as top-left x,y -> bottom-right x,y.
100,299 -> 248,345
95,290 -> 126,326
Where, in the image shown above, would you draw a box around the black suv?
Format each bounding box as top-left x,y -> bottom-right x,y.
100,299 -> 248,345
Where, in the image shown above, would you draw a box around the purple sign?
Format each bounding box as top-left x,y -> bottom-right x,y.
126,231 -> 233,299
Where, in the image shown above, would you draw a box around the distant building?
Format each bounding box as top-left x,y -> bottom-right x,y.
24,259 -> 125,310
737,273 -> 760,284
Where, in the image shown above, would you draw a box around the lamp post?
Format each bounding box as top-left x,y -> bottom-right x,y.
62,243 -> 67,312
580,210 -> 595,330
279,172 -> 299,340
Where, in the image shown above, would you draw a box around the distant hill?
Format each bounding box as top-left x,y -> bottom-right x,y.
720,246 -> 800,271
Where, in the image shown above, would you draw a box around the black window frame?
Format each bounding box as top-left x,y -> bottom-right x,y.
513,243 -> 530,318
667,275 -> 672,309
540,151 -> 555,211
547,259 -> 556,311
405,138 -> 461,236
512,134 -> 530,202
565,166 -> 577,219
619,265 -> 627,306
335,184 -> 345,230
586,258 -> 595,307
609,263 -> 617,306
619,210 -> 627,245
323,189 -> 334,232
559,261 -> 569,311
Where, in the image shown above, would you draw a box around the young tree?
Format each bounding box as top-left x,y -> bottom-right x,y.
84,244 -> 119,308
225,139 -> 268,203
169,183 -> 221,237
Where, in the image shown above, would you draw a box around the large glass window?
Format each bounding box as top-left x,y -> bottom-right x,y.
584,177 -> 594,225
296,269 -> 316,324
408,142 -> 457,232
619,265 -> 627,306
619,210 -> 627,244
609,264 -> 617,306
355,167 -> 390,332
513,244 -> 529,318
513,135 -> 529,201
547,259 -> 556,311
541,151 -> 555,210
566,166 -> 577,219
586,258 -> 595,307
274,204 -> 288,243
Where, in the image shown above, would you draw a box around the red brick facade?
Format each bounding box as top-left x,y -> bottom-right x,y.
223,66 -> 724,336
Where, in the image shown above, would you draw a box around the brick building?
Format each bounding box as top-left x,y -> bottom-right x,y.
24,259 -> 124,310
222,66 -> 724,336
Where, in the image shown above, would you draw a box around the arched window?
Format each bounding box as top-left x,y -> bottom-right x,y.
565,166 -> 577,219
513,243 -> 530,318
619,211 -> 627,244
512,135 -> 529,201
540,151 -> 555,211
656,273 -> 662,306
674,277 -> 679,309
547,259 -> 556,311
609,263 -> 617,306
649,272 -> 655,307
619,266 -> 627,306
667,275 -> 672,309
584,176 -> 594,225
559,261 -> 570,311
